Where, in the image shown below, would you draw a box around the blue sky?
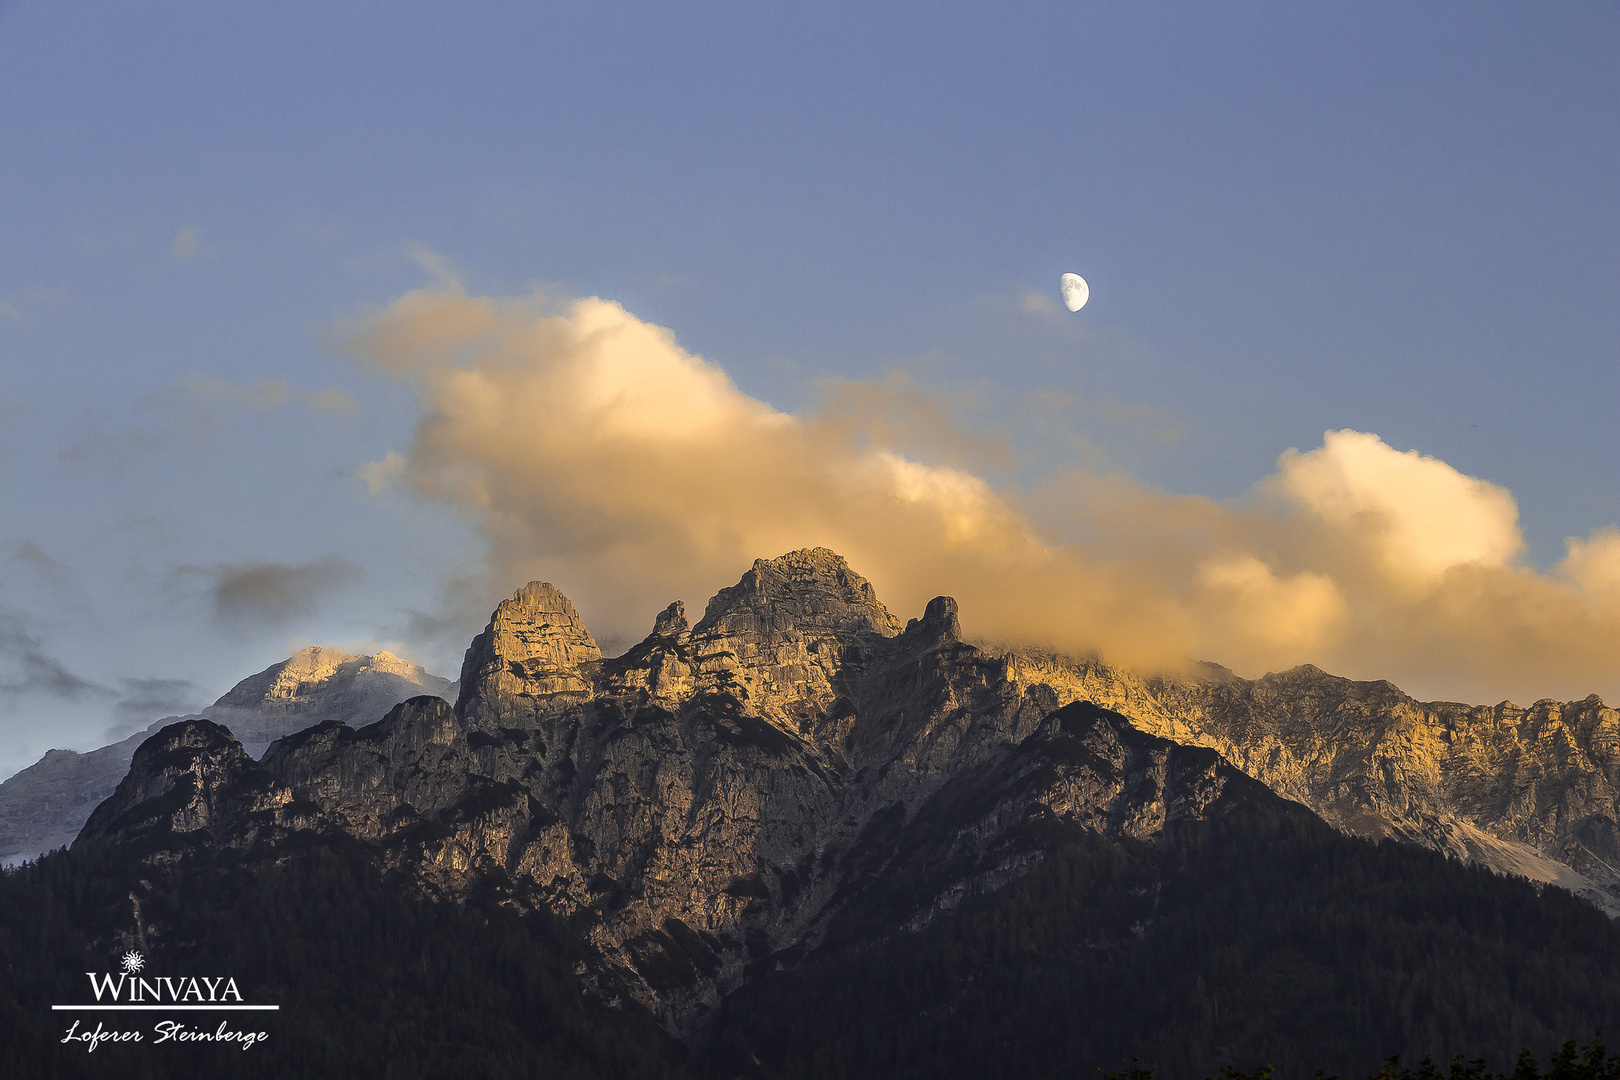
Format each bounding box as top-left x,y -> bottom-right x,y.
1,2 -> 1616,777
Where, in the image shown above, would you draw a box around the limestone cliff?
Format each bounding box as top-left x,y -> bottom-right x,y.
996,654 -> 1620,914
76,718 -> 309,855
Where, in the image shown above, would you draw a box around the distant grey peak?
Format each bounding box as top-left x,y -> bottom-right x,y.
213,646 -> 444,713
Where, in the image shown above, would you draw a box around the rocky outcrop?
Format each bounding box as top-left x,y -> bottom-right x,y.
76,719 -> 308,855
457,582 -> 604,730
996,654 -> 1620,915
0,647 -> 453,864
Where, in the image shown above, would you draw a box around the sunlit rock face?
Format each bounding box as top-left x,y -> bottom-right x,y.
0,647 -> 453,865
995,655 -> 1620,915
457,582 -> 605,729
76,547 -> 1620,1040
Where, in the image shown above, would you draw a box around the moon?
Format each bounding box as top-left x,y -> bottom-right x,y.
1060,273 -> 1089,312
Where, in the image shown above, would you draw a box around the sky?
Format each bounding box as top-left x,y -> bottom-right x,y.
0,2 -> 1616,780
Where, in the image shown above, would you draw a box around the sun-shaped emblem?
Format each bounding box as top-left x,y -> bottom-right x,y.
120,951 -> 144,974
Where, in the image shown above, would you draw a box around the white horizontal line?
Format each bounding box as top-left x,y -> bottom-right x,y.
52,1005 -> 279,1011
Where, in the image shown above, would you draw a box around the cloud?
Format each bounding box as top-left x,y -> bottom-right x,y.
811,372 -> 1014,475
8,541 -> 67,583
181,556 -> 364,629
1021,290 -> 1059,318
0,609 -> 102,699
112,677 -> 205,724
170,225 -> 211,261
357,450 -> 408,495
1559,527 -> 1620,596
1197,555 -> 1348,655
61,376 -> 358,469
348,281 -> 1620,705
0,286 -> 75,325
1271,430 -> 1523,583
184,376 -> 358,416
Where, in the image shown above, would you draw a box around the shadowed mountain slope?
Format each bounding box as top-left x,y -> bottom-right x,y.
0,648 -> 452,864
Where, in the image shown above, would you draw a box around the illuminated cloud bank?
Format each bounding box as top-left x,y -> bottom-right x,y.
352,284 -> 1620,706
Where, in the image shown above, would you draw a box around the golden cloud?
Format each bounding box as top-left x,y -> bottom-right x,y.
350,282 -> 1620,706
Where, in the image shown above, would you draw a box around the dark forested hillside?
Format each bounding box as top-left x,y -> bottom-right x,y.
3,785 -> 1617,1078
709,798 -> 1620,1080
0,838 -> 690,1080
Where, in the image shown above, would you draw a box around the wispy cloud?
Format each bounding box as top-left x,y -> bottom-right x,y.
61,376 -> 358,469
111,677 -> 205,724
1020,289 -> 1060,320
169,224 -> 212,262
183,376 -> 357,416
174,556 -> 365,630
7,541 -> 68,583
357,450 -> 408,495
0,286 -> 75,325
0,609 -> 101,699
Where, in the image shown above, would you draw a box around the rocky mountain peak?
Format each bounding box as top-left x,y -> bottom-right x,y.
76,719 -> 297,852
457,580 -> 605,729
1,646 -> 455,865
455,551 -> 910,734
652,599 -> 689,638
674,549 -> 903,731
903,595 -> 962,646
213,645 -> 359,709
692,547 -> 902,641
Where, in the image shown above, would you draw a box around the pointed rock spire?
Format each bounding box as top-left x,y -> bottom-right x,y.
458,581 -> 604,730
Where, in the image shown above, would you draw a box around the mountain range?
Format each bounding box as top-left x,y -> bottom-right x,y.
0,647 -> 453,864
2,548 -> 1616,1077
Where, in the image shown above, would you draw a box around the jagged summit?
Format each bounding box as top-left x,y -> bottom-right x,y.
455,581 -> 604,729
439,550 -> 1620,919
650,599 -> 689,638
458,549 -> 913,734
904,594 -> 962,645
692,547 -> 902,640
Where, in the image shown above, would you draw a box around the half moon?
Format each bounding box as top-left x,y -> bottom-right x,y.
1060,273 -> 1089,312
